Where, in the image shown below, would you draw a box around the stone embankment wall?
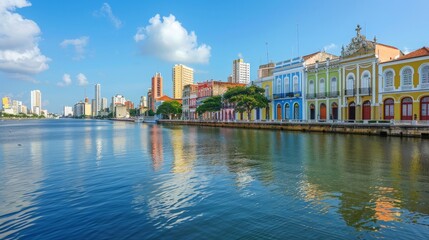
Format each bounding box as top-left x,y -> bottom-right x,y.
158,120 -> 429,139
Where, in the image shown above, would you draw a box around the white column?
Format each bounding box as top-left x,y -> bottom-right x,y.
356,64 -> 360,104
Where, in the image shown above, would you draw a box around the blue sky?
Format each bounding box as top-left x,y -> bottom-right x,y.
1,0 -> 428,113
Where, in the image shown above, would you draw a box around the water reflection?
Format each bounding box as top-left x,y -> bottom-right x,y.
150,125 -> 164,170
0,132 -> 44,239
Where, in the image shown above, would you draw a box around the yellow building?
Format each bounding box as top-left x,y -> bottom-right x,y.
379,47 -> 429,121
2,97 -> 10,109
173,64 -> 194,99
340,25 -> 401,121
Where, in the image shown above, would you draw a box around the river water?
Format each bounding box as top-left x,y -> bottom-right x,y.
0,119 -> 428,239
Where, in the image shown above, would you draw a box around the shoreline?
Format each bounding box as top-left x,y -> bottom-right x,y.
158,119 -> 429,139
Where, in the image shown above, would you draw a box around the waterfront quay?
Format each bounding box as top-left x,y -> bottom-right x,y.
158,119 -> 429,138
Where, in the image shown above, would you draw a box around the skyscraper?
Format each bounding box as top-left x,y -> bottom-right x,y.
101,97 -> 108,111
172,64 -> 194,99
232,58 -> 250,84
151,73 -> 163,99
30,90 -> 42,115
95,83 -> 101,115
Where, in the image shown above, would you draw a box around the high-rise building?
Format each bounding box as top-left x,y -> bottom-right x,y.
95,83 -> 101,115
173,64 -> 194,99
30,90 -> 42,115
147,88 -> 153,111
101,97 -> 108,111
140,96 -> 147,108
2,97 -> 10,110
151,73 -> 163,100
63,106 -> 73,117
91,99 -> 97,116
232,58 -> 250,84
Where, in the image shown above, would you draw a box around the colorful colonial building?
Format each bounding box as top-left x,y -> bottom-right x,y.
378,47 -> 429,121
273,52 -> 335,121
305,56 -> 341,121
339,25 -> 401,121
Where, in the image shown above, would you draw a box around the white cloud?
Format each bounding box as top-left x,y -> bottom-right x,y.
0,0 -> 50,78
94,3 -> 122,29
323,43 -> 337,52
57,73 -> 72,87
60,37 -> 89,60
77,73 -> 88,86
403,47 -> 411,55
134,14 -> 211,64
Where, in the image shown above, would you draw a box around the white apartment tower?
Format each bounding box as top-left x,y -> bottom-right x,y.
232,58 -> 250,84
173,64 -> 194,99
30,90 -> 42,115
95,83 -> 101,115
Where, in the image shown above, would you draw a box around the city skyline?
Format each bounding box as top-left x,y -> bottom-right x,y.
1,0 -> 428,113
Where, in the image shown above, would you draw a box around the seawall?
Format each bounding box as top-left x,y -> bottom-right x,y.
158,120 -> 429,139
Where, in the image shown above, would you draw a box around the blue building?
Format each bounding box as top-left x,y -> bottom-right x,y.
273,52 -> 334,121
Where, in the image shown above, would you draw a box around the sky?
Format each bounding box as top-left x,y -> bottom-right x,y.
1,0 -> 428,114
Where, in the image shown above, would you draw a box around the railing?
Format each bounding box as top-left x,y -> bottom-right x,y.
329,91 -> 339,97
359,87 -> 372,95
306,93 -> 315,99
273,92 -> 301,99
344,89 -> 356,96
316,92 -> 326,98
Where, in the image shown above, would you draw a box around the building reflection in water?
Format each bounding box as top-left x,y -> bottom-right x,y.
150,124 -> 164,171
298,134 -> 429,232
171,127 -> 196,174
112,122 -> 127,157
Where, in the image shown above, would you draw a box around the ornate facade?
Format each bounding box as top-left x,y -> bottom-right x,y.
379,47 -> 429,121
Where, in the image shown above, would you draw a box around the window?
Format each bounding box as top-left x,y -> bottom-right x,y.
319,78 -> 325,93
294,103 -> 299,119
401,97 -> 413,120
293,75 -> 299,92
347,74 -> 354,90
277,77 -> 281,93
421,96 -> 429,120
331,77 -> 337,92
284,77 -> 290,93
401,67 -> 413,88
384,70 -> 394,88
420,65 -> 429,87
285,103 -> 290,119
265,86 -> 270,98
309,80 -> 314,94
361,71 -> 370,88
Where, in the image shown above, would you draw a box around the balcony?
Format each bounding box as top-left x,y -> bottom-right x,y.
306,93 -> 315,99
344,89 -> 356,96
316,92 -> 326,98
359,87 -> 372,95
329,91 -> 339,97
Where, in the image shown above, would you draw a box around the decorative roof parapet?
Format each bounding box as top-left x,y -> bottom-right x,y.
341,24 -> 376,58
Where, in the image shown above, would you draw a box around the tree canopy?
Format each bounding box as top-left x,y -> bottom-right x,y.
224,85 -> 268,120
196,95 -> 222,115
156,101 -> 182,119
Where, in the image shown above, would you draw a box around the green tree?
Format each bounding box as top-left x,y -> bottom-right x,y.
156,101 -> 182,119
224,85 -> 268,120
146,109 -> 155,116
196,95 -> 222,117
129,108 -> 138,117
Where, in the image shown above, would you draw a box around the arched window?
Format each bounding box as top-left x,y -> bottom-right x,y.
401,67 -> 413,89
384,98 -> 394,120
309,104 -> 315,120
277,77 -> 281,93
265,86 -> 270,98
401,97 -> 413,120
347,74 -> 354,90
309,80 -> 314,94
420,65 -> 429,87
361,71 -> 370,88
421,96 -> 429,120
384,70 -> 394,89
293,75 -> 299,92
319,78 -> 325,94
331,77 -> 337,93
285,103 -> 290,119
331,102 -> 338,120
294,103 -> 299,119
284,77 -> 290,93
